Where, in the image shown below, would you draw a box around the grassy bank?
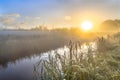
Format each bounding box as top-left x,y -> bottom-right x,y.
34,34 -> 120,80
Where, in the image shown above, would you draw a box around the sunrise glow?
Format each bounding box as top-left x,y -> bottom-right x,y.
81,21 -> 93,31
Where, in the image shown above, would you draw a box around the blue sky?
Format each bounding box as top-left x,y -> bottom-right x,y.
0,0 -> 120,29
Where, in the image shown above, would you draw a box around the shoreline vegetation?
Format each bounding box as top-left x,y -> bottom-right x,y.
0,29 -> 120,80
34,33 -> 120,80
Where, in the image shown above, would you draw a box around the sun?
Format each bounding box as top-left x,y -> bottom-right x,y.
81,20 -> 93,31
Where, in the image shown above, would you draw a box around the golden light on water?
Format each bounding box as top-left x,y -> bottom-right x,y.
80,20 -> 93,31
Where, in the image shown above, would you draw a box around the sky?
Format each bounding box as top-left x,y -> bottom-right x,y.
0,0 -> 120,29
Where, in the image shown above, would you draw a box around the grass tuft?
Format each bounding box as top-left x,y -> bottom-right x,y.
34,36 -> 120,80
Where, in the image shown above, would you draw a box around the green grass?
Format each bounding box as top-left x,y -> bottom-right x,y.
34,36 -> 120,80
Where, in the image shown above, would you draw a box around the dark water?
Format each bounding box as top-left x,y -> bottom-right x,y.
0,46 -> 72,80
0,30 -> 72,80
0,55 -> 40,80
0,30 -> 97,80
0,46 -> 71,80
0,45 -> 71,80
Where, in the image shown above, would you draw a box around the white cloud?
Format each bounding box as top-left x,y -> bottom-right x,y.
0,13 -> 20,25
25,16 -> 31,19
35,17 -> 40,20
64,16 -> 72,21
5,14 -> 20,18
0,14 -> 42,29
1,17 -> 15,24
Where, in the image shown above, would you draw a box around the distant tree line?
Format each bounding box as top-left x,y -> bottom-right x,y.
100,19 -> 120,31
31,19 -> 120,32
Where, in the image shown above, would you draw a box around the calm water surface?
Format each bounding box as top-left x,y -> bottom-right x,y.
0,42 -> 97,80
0,47 -> 66,80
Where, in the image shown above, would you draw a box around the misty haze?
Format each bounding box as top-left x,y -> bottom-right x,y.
0,0 -> 120,80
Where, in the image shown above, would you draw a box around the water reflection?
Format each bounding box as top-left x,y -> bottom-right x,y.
0,42 -> 97,80
39,42 -> 97,61
34,42 -> 97,80
0,54 -> 41,80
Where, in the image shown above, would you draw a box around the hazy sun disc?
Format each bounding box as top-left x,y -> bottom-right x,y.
81,21 -> 93,31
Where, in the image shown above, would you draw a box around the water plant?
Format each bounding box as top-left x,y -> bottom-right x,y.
34,37 -> 120,80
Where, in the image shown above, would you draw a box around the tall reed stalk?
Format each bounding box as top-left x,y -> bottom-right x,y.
34,37 -> 120,80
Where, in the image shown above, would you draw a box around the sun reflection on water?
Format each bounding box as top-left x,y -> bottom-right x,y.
39,42 -> 97,61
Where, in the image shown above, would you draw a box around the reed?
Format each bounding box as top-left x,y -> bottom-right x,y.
34,37 -> 120,80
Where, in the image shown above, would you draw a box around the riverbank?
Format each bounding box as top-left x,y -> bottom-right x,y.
0,31 -> 73,66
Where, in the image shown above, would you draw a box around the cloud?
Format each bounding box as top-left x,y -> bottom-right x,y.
64,16 -> 72,21
35,17 -> 40,20
1,17 -> 15,24
25,16 -> 31,19
5,14 -> 20,18
0,14 -> 42,29
0,13 -> 20,25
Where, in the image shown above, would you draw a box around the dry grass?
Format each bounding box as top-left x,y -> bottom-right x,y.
34,36 -> 120,80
